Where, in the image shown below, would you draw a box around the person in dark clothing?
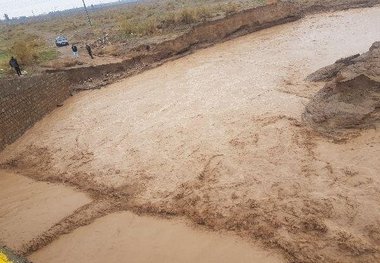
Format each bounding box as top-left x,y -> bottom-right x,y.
86,44 -> 94,59
71,44 -> 79,57
9,57 -> 22,76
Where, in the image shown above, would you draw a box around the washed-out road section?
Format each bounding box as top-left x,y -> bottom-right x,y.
0,6 -> 380,263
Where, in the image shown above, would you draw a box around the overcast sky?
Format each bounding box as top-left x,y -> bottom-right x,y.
0,0 -> 120,18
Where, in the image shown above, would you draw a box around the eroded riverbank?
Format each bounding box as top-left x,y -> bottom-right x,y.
1,6 -> 380,263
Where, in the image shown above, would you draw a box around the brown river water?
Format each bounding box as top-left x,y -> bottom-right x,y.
1,6 -> 380,263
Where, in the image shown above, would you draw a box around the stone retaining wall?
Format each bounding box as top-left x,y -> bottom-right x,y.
0,73 -> 71,150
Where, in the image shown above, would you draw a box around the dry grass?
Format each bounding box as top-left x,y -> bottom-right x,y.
120,18 -> 159,36
0,0 -> 266,65
118,1 -> 250,37
97,44 -> 122,57
0,0 -> 335,74
10,40 -> 39,65
177,8 -> 198,24
0,25 -> 58,76
0,59 -> 12,77
41,57 -> 83,69
221,2 -> 241,15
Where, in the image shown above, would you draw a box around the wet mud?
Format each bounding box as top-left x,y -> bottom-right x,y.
1,6 -> 380,263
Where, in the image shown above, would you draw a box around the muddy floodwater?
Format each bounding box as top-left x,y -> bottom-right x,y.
0,171 -> 91,251
30,212 -> 284,263
1,6 -> 380,263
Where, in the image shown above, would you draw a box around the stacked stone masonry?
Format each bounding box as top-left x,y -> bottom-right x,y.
0,73 -> 71,151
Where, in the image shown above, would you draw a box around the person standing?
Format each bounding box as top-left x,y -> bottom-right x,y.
72,44 -> 79,57
86,44 -> 94,59
9,57 -> 22,76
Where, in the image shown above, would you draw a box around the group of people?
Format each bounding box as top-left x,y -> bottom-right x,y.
71,44 -> 94,59
9,44 -> 95,77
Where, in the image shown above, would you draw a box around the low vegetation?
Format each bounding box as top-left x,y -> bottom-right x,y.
118,1 -> 252,37
0,0 -> 362,77
3,1 -> 265,44
0,25 -> 58,77
0,0 -> 266,77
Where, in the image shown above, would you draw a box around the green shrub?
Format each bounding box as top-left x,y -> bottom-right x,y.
9,40 -> 39,65
5,34 -> 57,68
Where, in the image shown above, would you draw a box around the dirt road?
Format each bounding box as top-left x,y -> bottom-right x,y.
1,6 -> 380,263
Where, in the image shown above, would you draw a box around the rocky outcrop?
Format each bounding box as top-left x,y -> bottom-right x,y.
306,54 -> 360,82
304,42 -> 380,135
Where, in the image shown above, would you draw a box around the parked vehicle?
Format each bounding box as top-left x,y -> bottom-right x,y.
55,36 -> 69,47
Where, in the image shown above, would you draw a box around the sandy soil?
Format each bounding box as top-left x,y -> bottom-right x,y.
1,6 -> 380,263
304,42 -> 380,135
42,43 -> 124,69
30,211 -> 284,263
0,171 -> 91,251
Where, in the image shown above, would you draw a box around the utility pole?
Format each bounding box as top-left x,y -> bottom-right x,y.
81,0 -> 92,26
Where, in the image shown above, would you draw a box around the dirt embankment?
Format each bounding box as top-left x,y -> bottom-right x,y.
2,1 -> 379,150
303,0 -> 380,12
1,4 -> 380,263
48,0 -> 380,91
4,0 -> 376,139
304,42 -> 380,137
49,1 -> 301,91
